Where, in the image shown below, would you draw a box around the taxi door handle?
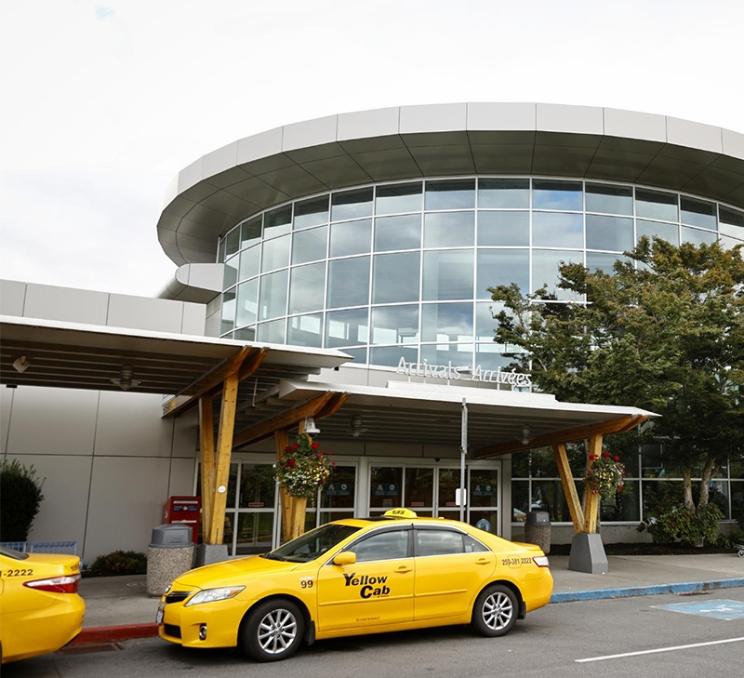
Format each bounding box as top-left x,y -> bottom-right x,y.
394,566 -> 413,573
475,558 -> 491,565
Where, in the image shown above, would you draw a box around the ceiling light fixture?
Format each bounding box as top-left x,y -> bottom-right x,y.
303,417 -> 320,436
12,355 -> 30,373
110,365 -> 141,391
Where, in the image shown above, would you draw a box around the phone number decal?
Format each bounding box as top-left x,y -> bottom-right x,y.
501,557 -> 532,566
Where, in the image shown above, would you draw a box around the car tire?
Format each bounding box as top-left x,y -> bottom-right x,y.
471,584 -> 518,637
240,599 -> 305,662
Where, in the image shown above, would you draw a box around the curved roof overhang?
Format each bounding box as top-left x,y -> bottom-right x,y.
156,102 -> 744,265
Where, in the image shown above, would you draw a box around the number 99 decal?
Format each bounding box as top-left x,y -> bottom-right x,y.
299,577 -> 314,589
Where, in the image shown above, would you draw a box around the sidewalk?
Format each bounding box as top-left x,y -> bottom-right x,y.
77,553 -> 744,634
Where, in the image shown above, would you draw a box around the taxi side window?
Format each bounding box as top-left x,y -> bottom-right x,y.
463,535 -> 489,553
415,530 -> 464,557
349,530 -> 410,563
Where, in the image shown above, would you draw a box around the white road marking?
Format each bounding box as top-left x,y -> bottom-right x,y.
575,636 -> 744,663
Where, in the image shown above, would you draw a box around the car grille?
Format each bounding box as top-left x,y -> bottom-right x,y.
163,624 -> 182,639
165,591 -> 190,604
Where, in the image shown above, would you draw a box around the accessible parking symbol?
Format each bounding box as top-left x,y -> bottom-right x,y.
654,599 -> 744,621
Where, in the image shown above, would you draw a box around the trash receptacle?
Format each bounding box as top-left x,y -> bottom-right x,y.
146,524 -> 195,597
524,511 -> 551,554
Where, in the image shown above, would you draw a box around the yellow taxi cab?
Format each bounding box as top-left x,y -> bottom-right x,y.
0,546 -> 85,663
158,508 -> 552,661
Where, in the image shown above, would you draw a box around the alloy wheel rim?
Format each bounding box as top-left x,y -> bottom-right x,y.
257,608 -> 297,654
482,592 -> 513,630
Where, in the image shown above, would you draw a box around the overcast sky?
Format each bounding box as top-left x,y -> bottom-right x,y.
1,0 -> 742,297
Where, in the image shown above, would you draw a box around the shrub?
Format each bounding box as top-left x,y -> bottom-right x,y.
89,550 -> 147,576
0,459 -> 44,541
640,503 -> 724,547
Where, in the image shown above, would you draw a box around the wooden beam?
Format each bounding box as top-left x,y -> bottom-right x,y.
583,434 -> 603,533
232,392 -> 340,449
208,371 -> 240,544
198,396 -> 215,541
553,443 -> 584,532
274,430 -> 291,545
316,392 -> 349,419
473,414 -> 646,458
163,347 -> 267,418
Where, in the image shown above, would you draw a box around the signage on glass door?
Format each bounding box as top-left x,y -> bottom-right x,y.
396,357 -> 532,388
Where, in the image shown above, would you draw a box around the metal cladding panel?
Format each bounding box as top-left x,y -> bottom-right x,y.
156,103 -> 744,264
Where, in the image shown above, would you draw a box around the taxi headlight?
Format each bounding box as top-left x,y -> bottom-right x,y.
185,586 -> 245,606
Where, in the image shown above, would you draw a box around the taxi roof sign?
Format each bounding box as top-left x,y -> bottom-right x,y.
383,508 -> 418,519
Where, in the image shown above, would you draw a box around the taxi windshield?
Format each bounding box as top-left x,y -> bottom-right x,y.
263,523 -> 360,563
0,546 -> 29,560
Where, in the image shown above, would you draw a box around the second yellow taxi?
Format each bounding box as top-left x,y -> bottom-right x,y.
159,508 -> 552,661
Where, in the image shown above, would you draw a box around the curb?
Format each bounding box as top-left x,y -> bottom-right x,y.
71,623 -> 158,645
550,577 -> 744,603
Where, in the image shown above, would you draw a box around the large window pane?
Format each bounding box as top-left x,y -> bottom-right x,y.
256,318 -> 285,343
241,216 -> 262,249
475,302 -> 504,342
719,207 -> 744,239
236,279 -> 258,326
331,188 -> 372,221
421,302 -> 473,342
405,467 -> 433,508
264,205 -> 292,237
294,195 -> 328,230
369,466 -> 403,509
531,480 -> 574,522
681,197 -> 716,229
221,288 -> 236,334
512,480 -> 529,521
681,226 -> 717,245
424,212 -> 474,247
642,481 -> 684,518
423,250 -> 473,300
586,252 -> 631,274
585,183 -> 633,215
532,212 -> 583,248
261,234 -> 290,272
289,262 -> 326,314
636,219 -> 679,245
287,312 -> 323,347
475,343 -> 513,370
478,178 -> 529,209
375,182 -> 422,215
225,227 -> 240,258
239,245 -> 260,280
532,180 -> 582,211
258,269 -> 288,320
600,481 -> 640,521
235,513 -> 274,555
374,214 -> 421,251
477,249 -> 529,298
478,211 -> 529,246
425,179 -> 475,210
373,252 -> 420,304
420,343 -> 473,368
326,308 -> 369,347
322,466 -> 356,509
636,189 -> 678,221
238,464 -> 276,509
224,254 -> 239,289
330,219 -> 372,257
370,305 -> 419,344
292,226 -> 327,265
327,256 -> 370,308
532,250 -> 583,300
370,345 -> 417,367
585,215 -> 634,251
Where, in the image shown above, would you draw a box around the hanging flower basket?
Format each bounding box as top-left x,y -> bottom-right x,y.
274,435 -> 333,499
585,450 -> 625,499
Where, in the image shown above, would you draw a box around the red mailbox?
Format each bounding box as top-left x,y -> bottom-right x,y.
163,495 -> 201,543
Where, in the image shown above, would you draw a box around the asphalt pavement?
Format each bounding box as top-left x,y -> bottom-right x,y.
7,588 -> 744,678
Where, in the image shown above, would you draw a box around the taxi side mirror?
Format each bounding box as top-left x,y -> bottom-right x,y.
332,551 -> 356,566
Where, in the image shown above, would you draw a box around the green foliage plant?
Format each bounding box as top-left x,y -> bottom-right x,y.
490,239 -> 744,519
89,550 -> 147,576
274,435 -> 333,498
0,459 -> 45,541
642,503 -> 724,546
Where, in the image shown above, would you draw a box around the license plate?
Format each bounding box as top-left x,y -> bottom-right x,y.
156,606 -> 164,624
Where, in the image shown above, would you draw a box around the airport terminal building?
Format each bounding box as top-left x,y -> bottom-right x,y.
2,103 -> 743,563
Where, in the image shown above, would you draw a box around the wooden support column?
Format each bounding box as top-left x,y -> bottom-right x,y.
198,396 -> 216,541
583,434 -> 603,533
274,430 -> 291,545
552,443 -> 584,532
208,371 -> 240,544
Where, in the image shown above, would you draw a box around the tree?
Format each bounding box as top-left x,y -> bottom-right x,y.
490,239 -> 744,514
0,459 -> 45,541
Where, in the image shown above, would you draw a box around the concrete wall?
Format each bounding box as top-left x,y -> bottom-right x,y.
0,280 -> 204,564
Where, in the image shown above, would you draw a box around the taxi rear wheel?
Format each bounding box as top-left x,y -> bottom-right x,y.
240,599 -> 305,662
471,584 -> 518,637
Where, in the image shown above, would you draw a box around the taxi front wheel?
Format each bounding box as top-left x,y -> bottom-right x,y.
240,599 -> 305,662
471,584 -> 518,637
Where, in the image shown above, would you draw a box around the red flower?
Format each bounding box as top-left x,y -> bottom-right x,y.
311,442 -> 320,450
284,446 -> 292,453
613,455 -> 620,462
286,458 -> 296,468
590,454 -> 599,461
602,451 -> 610,459
291,443 -> 300,450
